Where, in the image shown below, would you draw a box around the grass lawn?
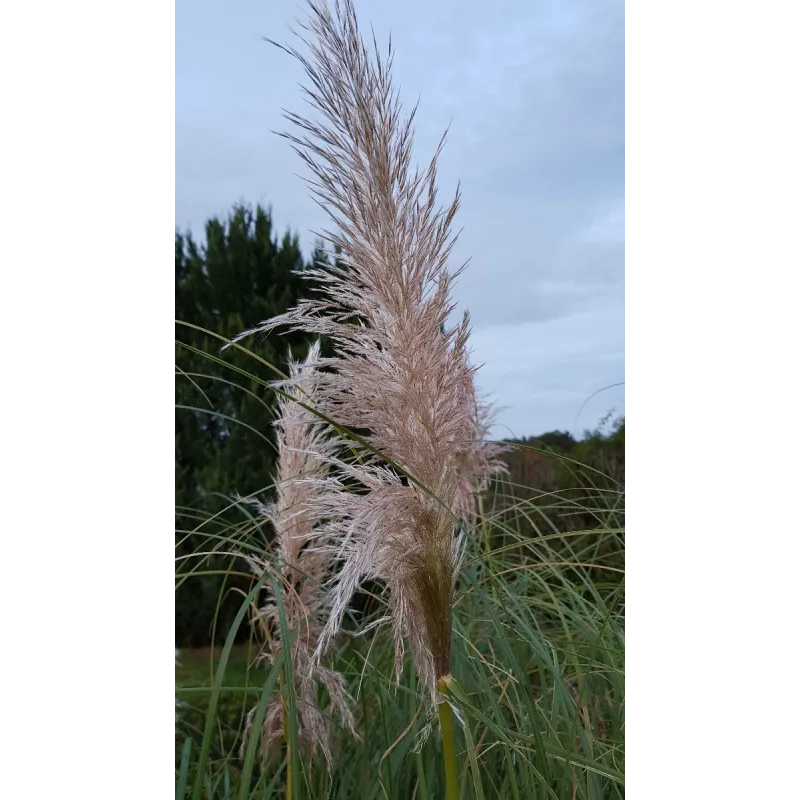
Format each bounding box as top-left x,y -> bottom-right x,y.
176,645 -> 256,690
176,644 -> 263,767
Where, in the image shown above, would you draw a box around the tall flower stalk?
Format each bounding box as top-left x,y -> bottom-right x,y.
234,1 -> 503,793
241,342 -> 356,774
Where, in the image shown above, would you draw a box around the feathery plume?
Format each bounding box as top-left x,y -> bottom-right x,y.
453,373 -> 509,524
233,0 -> 499,705
241,341 -> 356,764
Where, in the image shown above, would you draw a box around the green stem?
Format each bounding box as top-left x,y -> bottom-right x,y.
478,492 -> 490,555
437,676 -> 459,800
281,682 -> 293,800
285,740 -> 293,800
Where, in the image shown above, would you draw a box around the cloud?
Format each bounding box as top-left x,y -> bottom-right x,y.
471,304 -> 624,439
176,0 -> 624,438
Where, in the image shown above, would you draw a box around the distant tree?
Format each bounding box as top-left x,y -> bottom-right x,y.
176,205 -> 321,495
175,203 -> 317,646
534,430 -> 578,453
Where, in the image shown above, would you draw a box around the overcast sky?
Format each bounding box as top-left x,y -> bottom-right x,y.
176,0 -> 624,440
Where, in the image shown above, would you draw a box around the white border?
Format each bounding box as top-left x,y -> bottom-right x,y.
1,0 -> 174,795
627,1 -> 800,797
2,0 -> 799,797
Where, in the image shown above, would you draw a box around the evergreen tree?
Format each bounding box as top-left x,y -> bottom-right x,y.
175,203 -> 316,645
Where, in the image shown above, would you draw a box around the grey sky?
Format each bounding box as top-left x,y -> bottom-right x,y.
176,0 -> 624,440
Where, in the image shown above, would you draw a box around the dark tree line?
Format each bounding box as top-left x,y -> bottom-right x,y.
176,203 -> 326,646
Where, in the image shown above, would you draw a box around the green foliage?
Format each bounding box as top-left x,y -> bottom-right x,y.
491,420 -> 625,596
175,203 -> 310,504
175,203 -> 324,646
175,481 -> 624,799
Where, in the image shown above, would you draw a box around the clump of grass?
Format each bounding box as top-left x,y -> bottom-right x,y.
229,1 -> 507,794
239,342 -> 357,772
175,480 -> 625,799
